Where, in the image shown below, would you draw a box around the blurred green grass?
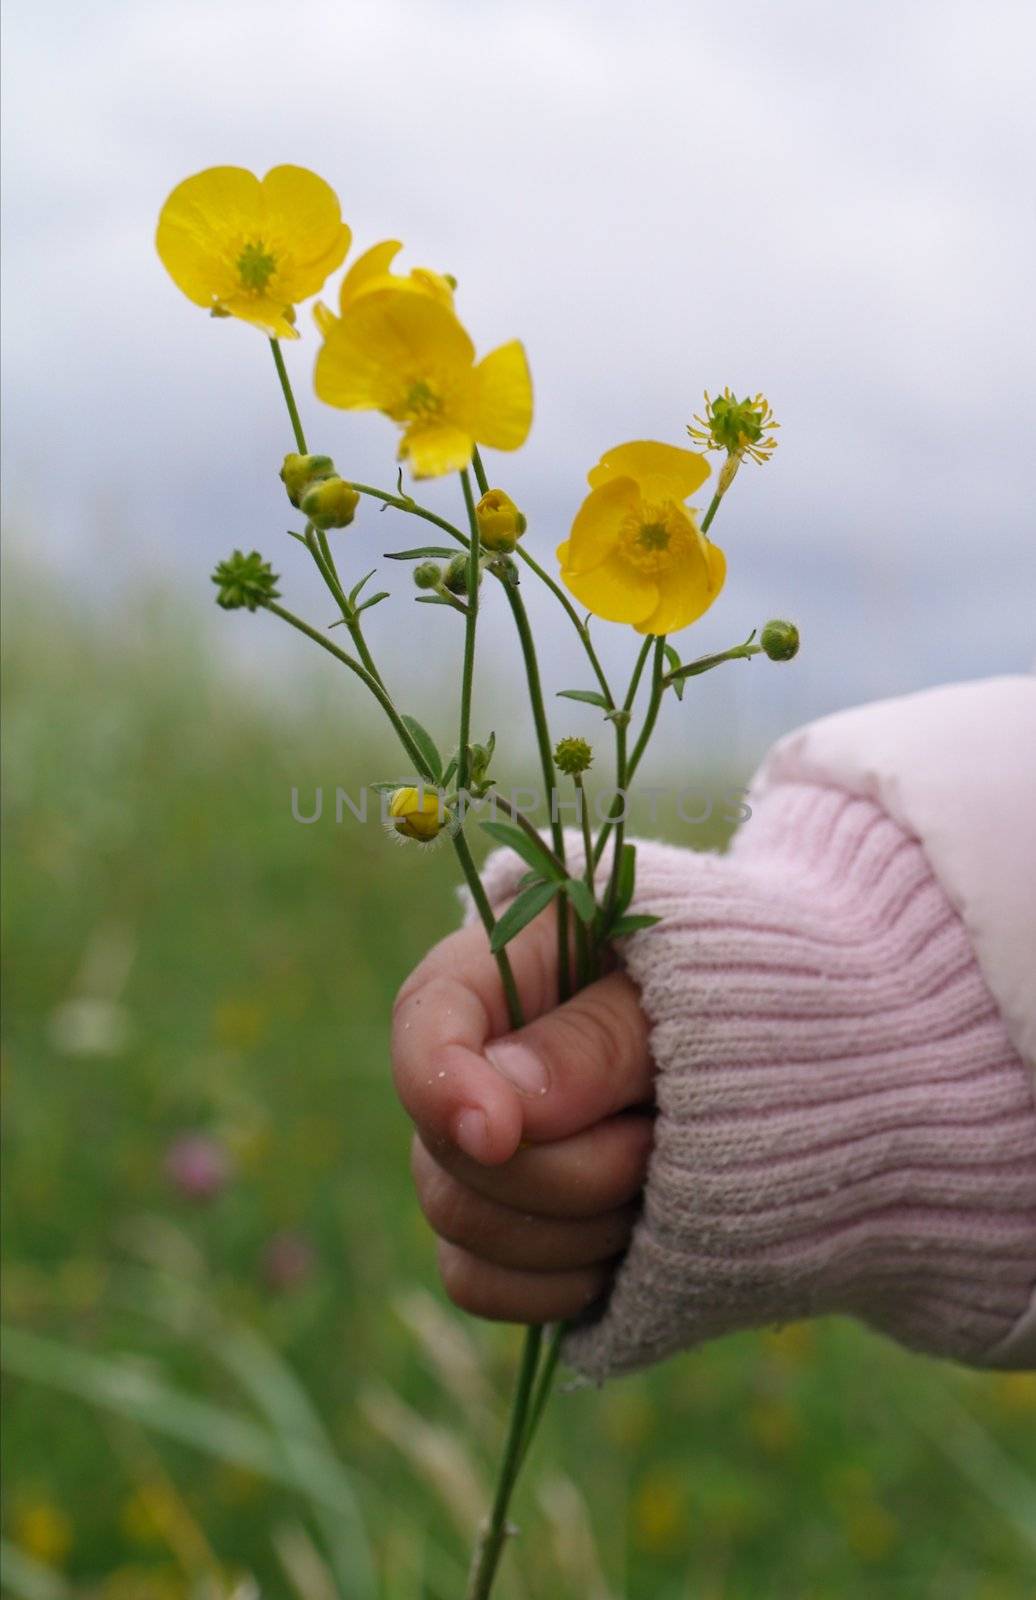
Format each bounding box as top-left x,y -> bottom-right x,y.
2,572 -> 1035,1599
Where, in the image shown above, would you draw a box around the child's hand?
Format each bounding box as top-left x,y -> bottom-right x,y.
392,908 -> 655,1323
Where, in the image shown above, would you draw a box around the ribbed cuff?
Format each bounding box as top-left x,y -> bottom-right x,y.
559,785 -> 1036,1380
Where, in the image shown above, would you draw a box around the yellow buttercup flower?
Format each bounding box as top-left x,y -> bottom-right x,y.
314,239 -> 455,336
314,290 -> 532,478
388,786 -> 448,842
156,165 -> 350,340
557,441 -> 724,635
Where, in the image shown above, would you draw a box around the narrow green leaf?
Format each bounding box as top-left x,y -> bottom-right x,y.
349,568 -> 378,604
663,642 -> 685,700
556,688 -> 610,710
563,878 -> 597,924
615,842 -> 637,916
441,756 -> 458,788
357,591 -> 390,612
490,881 -> 560,952
415,594 -> 465,610
384,546 -> 456,561
516,868 -> 545,891
480,821 -> 564,880
400,715 -> 442,782
609,912 -> 662,936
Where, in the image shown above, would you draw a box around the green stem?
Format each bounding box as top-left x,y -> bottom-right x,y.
305,528 -> 385,688
457,471 -> 481,796
490,794 -> 567,879
573,773 -> 597,984
471,446 -> 491,497
699,489 -> 722,537
497,577 -> 571,1002
594,635 -> 666,871
452,830 -> 524,1032
515,546 -> 614,708
515,1321 -> 566,1475
351,483 -> 470,549
465,1326 -> 543,1600
264,601 -> 431,777
269,339 -> 308,454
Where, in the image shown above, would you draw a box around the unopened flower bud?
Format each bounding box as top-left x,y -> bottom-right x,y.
760,619 -> 800,661
475,489 -> 527,553
300,475 -> 360,530
443,553 -> 481,596
413,561 -> 443,590
211,550 -> 280,612
388,785 -> 448,843
280,452 -> 335,508
554,736 -> 593,776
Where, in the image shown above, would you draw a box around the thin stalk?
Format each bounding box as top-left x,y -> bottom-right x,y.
268,339 -> 307,454
515,546 -> 615,708
490,794 -> 567,879
699,488 -> 722,537
351,483 -> 470,549
465,1326 -> 543,1600
453,830 -> 524,1031
471,446 -> 491,497
305,528 -> 385,688
457,471 -> 482,795
498,577 -> 571,1002
573,772 -> 597,984
594,635 -> 666,872
264,601 -> 431,778
515,1321 -> 566,1475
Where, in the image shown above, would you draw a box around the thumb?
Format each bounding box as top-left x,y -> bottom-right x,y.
484,970 -> 654,1147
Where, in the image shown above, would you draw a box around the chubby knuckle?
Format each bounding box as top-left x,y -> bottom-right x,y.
419,1166 -> 473,1243
436,1241 -> 483,1313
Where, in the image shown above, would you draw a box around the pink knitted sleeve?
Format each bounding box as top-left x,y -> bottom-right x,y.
479,782 -> 1036,1379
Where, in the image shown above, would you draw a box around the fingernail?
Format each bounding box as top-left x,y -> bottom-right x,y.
452,1107 -> 489,1161
484,1040 -> 549,1096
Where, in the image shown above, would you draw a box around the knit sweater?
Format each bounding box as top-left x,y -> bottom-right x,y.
476,677 -> 1036,1378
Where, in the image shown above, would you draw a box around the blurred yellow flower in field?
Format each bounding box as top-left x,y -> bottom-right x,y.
156,166 -> 350,340
314,239 -> 455,336
12,1496 -> 73,1564
314,291 -> 532,477
630,1464 -> 687,1554
557,441 -> 723,635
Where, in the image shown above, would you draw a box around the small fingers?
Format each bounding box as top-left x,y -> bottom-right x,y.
412,1135 -> 639,1270
436,1241 -> 612,1324
412,1112 -> 654,1220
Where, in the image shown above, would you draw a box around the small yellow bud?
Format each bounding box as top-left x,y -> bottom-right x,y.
760,620 -> 800,661
388,786 -> 448,843
280,452 -> 334,508
554,736 -> 593,776
475,489 -> 527,553
300,475 -> 360,530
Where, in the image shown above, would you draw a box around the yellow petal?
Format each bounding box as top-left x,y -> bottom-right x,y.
259,166 -> 350,299
339,240 -> 405,311
562,477 -> 641,574
315,290 -> 475,411
589,440 -> 710,502
560,548 -> 658,625
313,300 -> 337,337
400,422 -> 474,478
470,341 -> 533,451
156,166 -> 261,307
636,540 -> 727,635
220,295 -> 299,340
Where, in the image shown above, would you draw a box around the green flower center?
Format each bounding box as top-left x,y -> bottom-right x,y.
237,240 -> 278,293
619,501 -> 697,574
637,521 -> 670,552
404,380 -> 442,419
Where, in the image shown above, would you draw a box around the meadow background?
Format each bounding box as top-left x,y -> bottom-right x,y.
3,0 -> 1036,1595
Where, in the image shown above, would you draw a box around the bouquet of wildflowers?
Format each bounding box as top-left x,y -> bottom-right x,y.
157,162 -> 797,1597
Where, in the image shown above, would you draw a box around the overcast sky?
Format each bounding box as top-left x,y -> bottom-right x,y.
3,0 -> 1034,768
